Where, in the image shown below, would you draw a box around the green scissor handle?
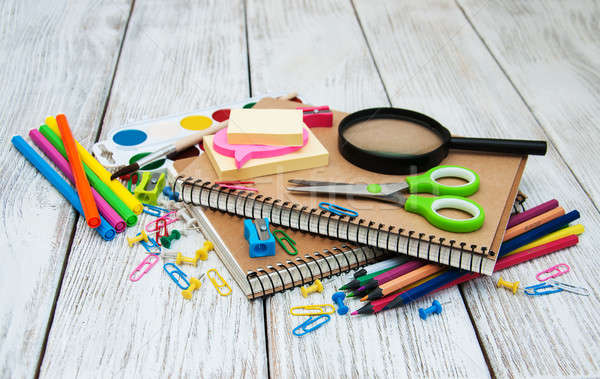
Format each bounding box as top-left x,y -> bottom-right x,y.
405,165 -> 480,196
404,195 -> 485,233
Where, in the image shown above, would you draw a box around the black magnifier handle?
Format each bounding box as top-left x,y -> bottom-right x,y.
449,137 -> 547,156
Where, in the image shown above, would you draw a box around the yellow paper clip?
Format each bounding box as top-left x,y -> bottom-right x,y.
290,304 -> 335,316
206,268 -> 232,296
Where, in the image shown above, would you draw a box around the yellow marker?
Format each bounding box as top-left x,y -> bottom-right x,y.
207,268 -> 232,296
181,274 -> 204,300
290,304 -> 335,316
128,230 -> 149,247
46,116 -> 143,215
505,224 -> 584,257
497,276 -> 520,294
195,240 -> 214,261
300,279 -> 324,298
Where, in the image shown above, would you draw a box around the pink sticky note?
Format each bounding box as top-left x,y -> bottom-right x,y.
212,127 -> 309,168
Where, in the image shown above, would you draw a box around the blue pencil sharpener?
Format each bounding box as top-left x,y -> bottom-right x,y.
244,218 -> 276,258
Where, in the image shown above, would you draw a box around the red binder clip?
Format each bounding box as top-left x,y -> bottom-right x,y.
298,106 -> 333,127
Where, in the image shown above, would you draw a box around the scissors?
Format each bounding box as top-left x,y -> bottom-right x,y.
287,165 -> 485,233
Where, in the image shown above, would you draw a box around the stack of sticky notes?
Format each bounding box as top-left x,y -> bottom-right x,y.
204,108 -> 329,180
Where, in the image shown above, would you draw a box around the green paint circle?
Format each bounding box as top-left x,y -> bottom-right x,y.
129,152 -> 166,170
367,184 -> 382,194
243,102 -> 256,109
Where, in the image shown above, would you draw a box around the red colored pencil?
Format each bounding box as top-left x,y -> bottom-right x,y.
56,114 -> 100,228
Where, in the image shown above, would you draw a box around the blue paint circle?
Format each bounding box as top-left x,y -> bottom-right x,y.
112,129 -> 147,146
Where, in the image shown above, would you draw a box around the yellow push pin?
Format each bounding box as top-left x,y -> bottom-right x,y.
301,279 -> 324,298
195,240 -> 214,261
127,230 -> 149,247
497,276 -> 520,294
181,274 -> 205,300
176,252 -> 198,267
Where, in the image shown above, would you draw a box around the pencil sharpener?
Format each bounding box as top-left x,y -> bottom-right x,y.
244,218 -> 276,258
134,171 -> 166,205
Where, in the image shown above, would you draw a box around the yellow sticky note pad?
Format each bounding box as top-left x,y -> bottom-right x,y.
227,109 -> 304,146
205,127 -> 329,180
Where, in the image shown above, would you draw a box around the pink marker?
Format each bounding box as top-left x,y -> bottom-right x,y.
212,127 -> 309,168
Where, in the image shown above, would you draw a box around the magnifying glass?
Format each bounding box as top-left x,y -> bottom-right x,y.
338,108 -> 547,175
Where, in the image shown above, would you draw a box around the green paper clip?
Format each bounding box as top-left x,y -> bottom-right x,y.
273,230 -> 298,256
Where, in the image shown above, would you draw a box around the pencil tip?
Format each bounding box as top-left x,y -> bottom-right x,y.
350,311 -> 358,316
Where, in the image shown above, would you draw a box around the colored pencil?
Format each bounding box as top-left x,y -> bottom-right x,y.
39,125 -> 138,226
360,264 -> 444,301
46,116 -> 144,215
505,224 -> 584,256
342,256 -> 408,282
29,129 -> 126,233
56,114 -> 100,228
11,136 -> 115,241
499,210 -> 579,256
340,263 -> 404,291
503,206 -> 564,241
353,235 -> 578,315
351,261 -> 425,297
507,199 -> 558,229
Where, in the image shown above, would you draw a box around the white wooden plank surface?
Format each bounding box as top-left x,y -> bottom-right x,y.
457,0 -> 600,208
246,1 -> 490,377
353,0 -> 600,376
0,0 -> 132,377
39,0 -> 267,377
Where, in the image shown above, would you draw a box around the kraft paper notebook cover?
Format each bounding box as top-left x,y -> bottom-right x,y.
172,98 -> 526,287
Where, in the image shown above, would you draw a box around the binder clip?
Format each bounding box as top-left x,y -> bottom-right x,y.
536,263 -> 570,281
298,106 -> 333,128
244,218 -> 276,258
207,268 -> 232,296
292,315 -> 331,337
129,254 -> 160,282
163,263 -> 190,289
134,171 -> 166,205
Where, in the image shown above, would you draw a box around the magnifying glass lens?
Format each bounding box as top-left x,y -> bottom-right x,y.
341,119 -> 444,156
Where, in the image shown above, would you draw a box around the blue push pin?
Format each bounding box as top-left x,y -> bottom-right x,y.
418,300 -> 446,320
163,186 -> 179,201
332,292 -> 349,315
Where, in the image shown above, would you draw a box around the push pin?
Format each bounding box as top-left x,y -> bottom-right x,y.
195,241 -> 214,261
162,251 -> 198,267
163,186 -> 179,201
332,292 -> 349,315
418,300 -> 449,320
301,279 -> 324,298
181,273 -> 205,300
128,230 -> 149,247
160,229 -> 181,248
497,276 -> 520,294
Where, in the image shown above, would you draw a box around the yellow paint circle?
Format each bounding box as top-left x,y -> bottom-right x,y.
180,115 -> 213,131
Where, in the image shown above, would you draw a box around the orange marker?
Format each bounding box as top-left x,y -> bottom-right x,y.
503,207 -> 565,241
56,114 -> 100,228
361,264 -> 444,301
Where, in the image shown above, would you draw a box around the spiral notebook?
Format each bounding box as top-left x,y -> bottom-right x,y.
172,98 -> 527,285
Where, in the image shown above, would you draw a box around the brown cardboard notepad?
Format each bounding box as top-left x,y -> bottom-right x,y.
172,98 -> 526,298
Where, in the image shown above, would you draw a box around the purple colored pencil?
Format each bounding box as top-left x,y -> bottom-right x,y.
29,129 -> 126,233
507,199 -> 558,229
356,261 -> 425,292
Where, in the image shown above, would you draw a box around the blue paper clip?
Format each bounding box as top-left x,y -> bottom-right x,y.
163,263 -> 190,289
524,283 -> 563,296
143,204 -> 170,217
139,235 -> 161,253
318,202 -> 358,218
292,314 -> 331,337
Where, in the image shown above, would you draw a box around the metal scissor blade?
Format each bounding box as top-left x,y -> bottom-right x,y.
287,183 -> 369,196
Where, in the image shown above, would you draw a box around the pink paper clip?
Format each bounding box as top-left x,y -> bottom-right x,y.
129,254 -> 160,282
298,105 -> 333,127
536,263 -> 570,281
145,210 -> 178,232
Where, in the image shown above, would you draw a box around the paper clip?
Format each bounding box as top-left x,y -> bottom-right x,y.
155,219 -> 169,246
318,202 -> 358,218
127,172 -> 139,193
139,235 -> 161,253
206,268 -> 232,296
548,279 -> 590,296
292,315 -> 331,337
163,263 -> 190,289
145,211 -> 178,232
143,203 -> 170,217
536,263 -> 570,281
524,283 -> 563,296
290,304 -> 335,316
129,254 -> 160,282
273,230 -> 298,255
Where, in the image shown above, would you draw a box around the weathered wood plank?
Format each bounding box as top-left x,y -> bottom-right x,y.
246,1 -> 490,377
353,0 -> 600,376
39,0 -> 267,377
0,0 -> 132,377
